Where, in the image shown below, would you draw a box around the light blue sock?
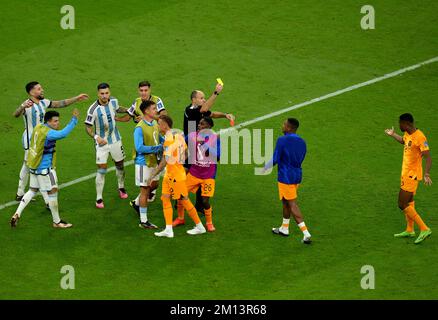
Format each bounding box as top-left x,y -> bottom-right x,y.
140,207 -> 148,223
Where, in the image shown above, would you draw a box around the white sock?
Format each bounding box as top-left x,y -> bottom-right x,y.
298,222 -> 311,238
165,225 -> 173,233
48,193 -> 61,224
280,218 -> 290,233
96,169 -> 106,200
140,207 -> 148,223
16,190 -> 36,216
17,162 -> 29,196
135,194 -> 140,206
116,167 -> 125,189
41,191 -> 50,205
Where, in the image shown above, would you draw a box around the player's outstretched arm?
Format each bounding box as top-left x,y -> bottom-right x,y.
422,150 -> 432,186
211,111 -> 235,122
115,114 -> 132,122
134,127 -> 163,154
13,99 -> 33,117
46,109 -> 79,141
200,83 -> 223,113
384,126 -> 404,144
51,94 -> 89,108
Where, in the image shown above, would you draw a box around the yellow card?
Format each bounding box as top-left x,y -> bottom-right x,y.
216,78 -> 224,86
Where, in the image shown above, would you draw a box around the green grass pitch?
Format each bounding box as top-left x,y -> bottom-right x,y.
0,0 -> 437,299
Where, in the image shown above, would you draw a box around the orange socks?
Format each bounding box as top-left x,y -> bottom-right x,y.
405,201 -> 415,232
403,205 -> 428,231
181,199 -> 201,225
162,198 -> 173,225
177,200 -> 185,220
204,207 -> 213,225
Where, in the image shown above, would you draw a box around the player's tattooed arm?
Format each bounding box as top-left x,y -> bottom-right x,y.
116,106 -> 129,114
422,150 -> 432,186
147,157 -> 166,186
51,94 -> 89,108
384,126 -> 404,144
115,114 -> 132,122
13,99 -> 33,117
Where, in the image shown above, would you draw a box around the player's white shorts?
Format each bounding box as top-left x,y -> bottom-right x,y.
135,164 -> 160,187
96,140 -> 125,164
29,169 -> 58,192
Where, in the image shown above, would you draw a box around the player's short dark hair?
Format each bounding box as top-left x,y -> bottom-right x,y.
25,81 -> 39,94
44,110 -> 60,123
140,100 -> 156,114
159,115 -> 173,128
399,113 -> 414,123
287,118 -> 299,130
200,117 -> 214,128
97,83 -> 110,91
138,81 -> 151,88
191,90 -> 200,100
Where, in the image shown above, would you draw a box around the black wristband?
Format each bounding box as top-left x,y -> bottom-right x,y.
214,91 -> 219,96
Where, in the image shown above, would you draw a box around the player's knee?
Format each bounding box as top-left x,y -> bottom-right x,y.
97,168 -> 107,175
115,161 -> 124,170
48,188 -> 58,194
201,197 -> 210,209
398,200 -> 408,210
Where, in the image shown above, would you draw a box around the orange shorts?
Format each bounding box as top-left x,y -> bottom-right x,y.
186,173 -> 215,197
401,175 -> 419,194
161,176 -> 188,200
278,182 -> 299,200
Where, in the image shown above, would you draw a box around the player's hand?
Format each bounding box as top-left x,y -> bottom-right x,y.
424,174 -> 432,186
76,93 -> 89,101
96,136 -> 107,146
385,127 -> 395,137
226,113 -> 235,121
135,115 -> 142,122
22,99 -> 33,108
215,83 -> 223,94
72,108 -> 80,118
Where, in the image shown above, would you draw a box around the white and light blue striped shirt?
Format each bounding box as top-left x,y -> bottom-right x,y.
22,99 -> 52,150
85,98 -> 122,145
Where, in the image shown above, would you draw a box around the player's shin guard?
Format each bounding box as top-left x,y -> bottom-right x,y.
162,197 -> 174,230
48,193 -> 61,224
116,167 -> 125,189
181,199 -> 201,225
17,162 -> 29,197
177,200 -> 185,220
403,205 -> 429,231
96,168 -> 107,200
16,190 -> 37,216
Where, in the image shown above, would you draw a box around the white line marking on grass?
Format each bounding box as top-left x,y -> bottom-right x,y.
1,56 -> 437,211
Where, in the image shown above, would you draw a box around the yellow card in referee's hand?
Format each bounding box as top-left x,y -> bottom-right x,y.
216,78 -> 224,86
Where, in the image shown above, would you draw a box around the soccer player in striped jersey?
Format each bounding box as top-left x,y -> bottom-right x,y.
264,118 -> 312,244
85,83 -> 129,208
10,109 -> 80,229
117,80 -> 166,123
147,115 -> 206,238
13,81 -> 88,203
